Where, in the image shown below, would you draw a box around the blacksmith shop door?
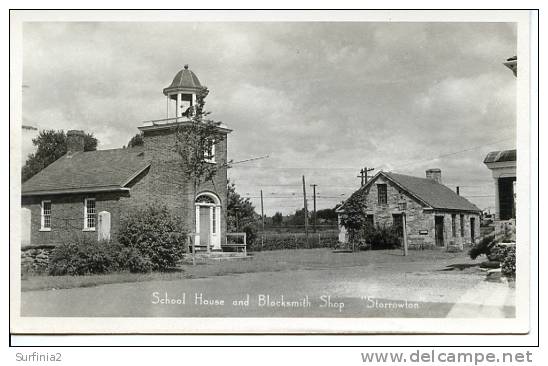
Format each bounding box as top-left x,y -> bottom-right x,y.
435,216 -> 444,247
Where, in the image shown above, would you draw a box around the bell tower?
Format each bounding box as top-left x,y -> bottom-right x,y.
162,64 -> 203,118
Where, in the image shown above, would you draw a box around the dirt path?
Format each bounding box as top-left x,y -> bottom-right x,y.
20,263 -> 514,318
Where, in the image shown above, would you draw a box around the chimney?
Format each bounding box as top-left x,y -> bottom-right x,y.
425,168 -> 442,184
67,130 -> 85,155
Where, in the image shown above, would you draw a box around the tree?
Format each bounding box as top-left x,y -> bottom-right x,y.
316,208 -> 338,223
338,189 -> 368,251
227,180 -> 256,232
22,129 -> 98,182
126,132 -> 144,148
272,212 -> 283,226
174,87 -> 227,256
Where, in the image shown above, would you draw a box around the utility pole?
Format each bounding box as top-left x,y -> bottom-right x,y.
357,168 -> 365,186
260,189 -> 265,248
302,175 -> 309,247
364,167 -> 374,184
310,184 -> 317,233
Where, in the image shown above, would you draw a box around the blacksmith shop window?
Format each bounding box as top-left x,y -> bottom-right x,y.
460,214 -> 465,237
366,214 -> 374,228
451,214 -> 457,237
40,200 -> 51,231
84,198 -> 97,230
377,184 -> 387,205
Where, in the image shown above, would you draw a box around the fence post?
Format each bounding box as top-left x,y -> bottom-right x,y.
318,232 -> 321,248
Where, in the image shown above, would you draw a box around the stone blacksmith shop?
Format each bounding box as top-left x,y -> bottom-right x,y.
337,169 -> 481,251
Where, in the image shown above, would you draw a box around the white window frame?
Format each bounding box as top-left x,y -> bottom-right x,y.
40,200 -> 52,231
204,139 -> 216,164
83,198 -> 97,231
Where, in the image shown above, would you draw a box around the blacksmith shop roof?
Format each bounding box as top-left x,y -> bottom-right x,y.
338,171 -> 481,213
483,149 -> 516,164
383,172 -> 481,212
21,148 -> 151,196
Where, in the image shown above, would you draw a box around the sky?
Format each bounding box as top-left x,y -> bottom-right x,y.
21,22 -> 517,215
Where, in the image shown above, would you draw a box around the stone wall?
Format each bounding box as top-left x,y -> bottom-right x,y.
21,245 -> 55,274
361,175 -> 480,251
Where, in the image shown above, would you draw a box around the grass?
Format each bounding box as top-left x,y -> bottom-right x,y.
21,248 -> 475,292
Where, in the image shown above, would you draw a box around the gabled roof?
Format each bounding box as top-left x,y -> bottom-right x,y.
338,171 -> 480,213
22,148 -> 151,196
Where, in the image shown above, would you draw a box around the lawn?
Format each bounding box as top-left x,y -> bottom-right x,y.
21,248 -> 478,292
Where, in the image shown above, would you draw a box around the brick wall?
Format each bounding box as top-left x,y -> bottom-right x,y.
21,192 -> 123,246
21,124 -> 229,247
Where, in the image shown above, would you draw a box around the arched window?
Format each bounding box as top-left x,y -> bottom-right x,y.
196,195 -> 215,204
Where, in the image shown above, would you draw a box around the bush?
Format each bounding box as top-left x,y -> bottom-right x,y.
48,235 -> 122,276
243,225 -> 257,247
250,231 -> 338,252
501,246 -> 516,278
120,247 -> 153,273
364,225 -> 401,250
469,233 -> 495,260
118,204 -> 186,271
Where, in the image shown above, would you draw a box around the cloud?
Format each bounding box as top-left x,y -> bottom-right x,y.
21,21 -> 517,214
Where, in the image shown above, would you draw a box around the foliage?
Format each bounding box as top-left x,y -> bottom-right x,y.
338,189 -> 368,245
175,87 -> 226,188
363,224 -> 402,250
117,204 -> 187,271
249,231 -> 339,252
120,247 -> 153,273
47,235 -> 122,276
289,208 -> 308,226
243,225 -> 258,246
315,208 -> 338,223
22,129 -> 98,182
501,246 -> 516,278
227,180 -> 257,232
272,212 -> 283,226
126,132 -> 144,148
468,233 -> 496,260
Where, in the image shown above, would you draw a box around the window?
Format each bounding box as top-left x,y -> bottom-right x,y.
451,214 -> 456,237
377,184 -> 387,205
212,207 -> 216,234
84,198 -> 97,230
204,139 -> 216,163
460,214 -> 465,237
41,200 -> 51,231
366,214 -> 374,228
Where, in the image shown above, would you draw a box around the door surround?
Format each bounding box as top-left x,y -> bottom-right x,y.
195,191 -> 222,250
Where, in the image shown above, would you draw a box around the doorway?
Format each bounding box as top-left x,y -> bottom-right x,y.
470,217 -> 476,243
435,216 -> 445,247
195,192 -> 221,250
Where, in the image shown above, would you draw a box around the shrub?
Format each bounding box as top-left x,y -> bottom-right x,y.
250,231 -> 338,252
364,225 -> 401,250
120,247 -> 153,273
48,235 -> 121,276
501,246 -> 516,278
243,225 -> 257,247
488,243 -> 511,262
118,204 -> 186,271
469,233 -> 495,260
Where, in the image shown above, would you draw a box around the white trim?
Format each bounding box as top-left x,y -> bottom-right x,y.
204,140 -> 216,164
83,197 -> 97,231
195,192 -> 222,249
40,200 -> 51,231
